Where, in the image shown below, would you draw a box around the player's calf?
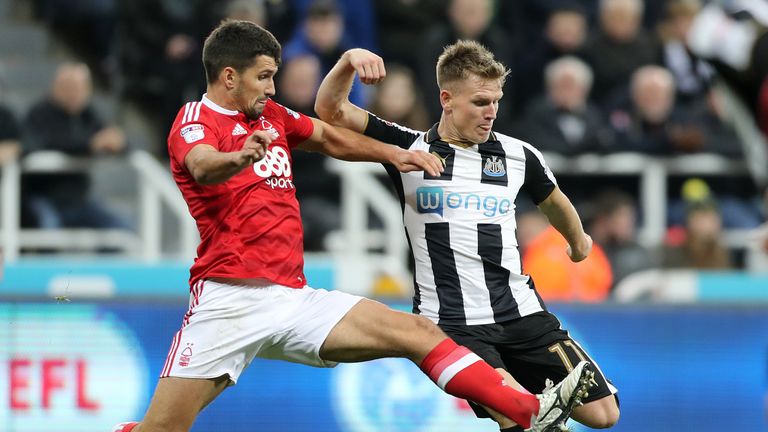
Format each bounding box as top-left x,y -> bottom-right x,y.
420,338 -> 541,429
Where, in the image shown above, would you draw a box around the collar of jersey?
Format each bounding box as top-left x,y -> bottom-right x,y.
425,123 -> 498,145
201,93 -> 240,116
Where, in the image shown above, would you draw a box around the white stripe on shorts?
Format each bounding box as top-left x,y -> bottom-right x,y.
161,330 -> 182,377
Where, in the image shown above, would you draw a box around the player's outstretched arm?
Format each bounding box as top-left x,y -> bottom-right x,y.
537,186 -> 592,262
315,48 -> 384,132
184,130 -> 272,185
297,118 -> 443,176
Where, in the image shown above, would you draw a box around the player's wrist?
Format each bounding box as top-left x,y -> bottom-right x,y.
389,146 -> 407,166
341,50 -> 356,68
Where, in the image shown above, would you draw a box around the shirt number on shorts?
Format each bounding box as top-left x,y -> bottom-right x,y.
548,340 -> 587,372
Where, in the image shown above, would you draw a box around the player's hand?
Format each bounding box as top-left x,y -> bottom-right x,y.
237,130 -> 272,166
345,49 -> 386,85
391,149 -> 444,177
566,233 -> 592,263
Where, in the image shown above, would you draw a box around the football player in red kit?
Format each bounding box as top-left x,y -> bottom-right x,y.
112,20 -> 593,432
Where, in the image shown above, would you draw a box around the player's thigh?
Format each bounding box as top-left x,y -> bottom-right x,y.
138,375 -> 229,432
320,298 -> 446,363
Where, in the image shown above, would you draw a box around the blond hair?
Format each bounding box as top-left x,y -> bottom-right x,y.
436,40 -> 509,89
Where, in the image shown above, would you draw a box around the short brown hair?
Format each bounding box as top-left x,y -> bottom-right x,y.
202,20 -> 282,84
436,40 -> 509,89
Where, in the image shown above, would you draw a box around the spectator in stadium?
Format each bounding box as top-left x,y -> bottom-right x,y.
418,0 -> 516,130
664,196 -> 733,269
693,89 -> 745,158
290,0 -> 377,51
367,64 -> 430,131
21,62 -> 130,230
657,0 -> 713,107
223,0 -> 267,26
523,224 -> 614,303
516,56 -> 612,155
514,204 -> 550,255
687,0 -> 768,138
606,65 -> 707,155
374,0 -> 445,70
283,0 -> 367,106
316,43 -> 618,431
514,3 -> 590,114
586,189 -> 655,289
275,54 -> 321,117
118,0 -> 222,146
687,1 -> 768,231
34,0 -> 118,85
0,87 -> 20,166
113,21 -> 592,432
584,0 -> 660,105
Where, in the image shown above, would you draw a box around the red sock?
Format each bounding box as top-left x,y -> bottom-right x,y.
113,422 -> 139,432
420,338 -> 540,428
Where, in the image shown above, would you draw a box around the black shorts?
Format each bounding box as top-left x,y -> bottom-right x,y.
439,312 -> 618,418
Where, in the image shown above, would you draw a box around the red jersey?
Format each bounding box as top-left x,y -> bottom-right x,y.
168,95 -> 315,288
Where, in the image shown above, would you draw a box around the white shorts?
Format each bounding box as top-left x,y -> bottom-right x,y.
160,279 -> 363,384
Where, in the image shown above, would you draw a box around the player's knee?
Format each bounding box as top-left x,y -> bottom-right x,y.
591,403 -> 620,429
577,396 -> 619,429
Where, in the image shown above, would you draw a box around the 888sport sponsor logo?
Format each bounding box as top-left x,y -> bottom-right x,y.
254,146 -> 294,189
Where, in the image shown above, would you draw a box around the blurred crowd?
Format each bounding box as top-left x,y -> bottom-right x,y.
1,0 -> 768,299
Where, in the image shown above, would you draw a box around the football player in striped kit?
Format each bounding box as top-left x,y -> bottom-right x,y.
316,41 -> 620,431
113,21 -> 593,432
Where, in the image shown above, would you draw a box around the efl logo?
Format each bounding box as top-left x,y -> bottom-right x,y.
1,304 -> 147,431
416,187 -> 444,216
180,124 -> 204,144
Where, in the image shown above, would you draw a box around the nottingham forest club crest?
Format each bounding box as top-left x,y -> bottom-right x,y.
483,155 -> 506,177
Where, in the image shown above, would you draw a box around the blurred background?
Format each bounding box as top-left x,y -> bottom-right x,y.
0,0 -> 767,430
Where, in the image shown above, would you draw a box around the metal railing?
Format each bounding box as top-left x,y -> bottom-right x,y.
325,159 -> 409,295
0,150 -> 197,262
542,152 -> 754,247
327,152 -> 764,284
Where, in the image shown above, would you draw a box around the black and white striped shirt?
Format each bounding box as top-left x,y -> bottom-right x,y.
364,114 -> 558,325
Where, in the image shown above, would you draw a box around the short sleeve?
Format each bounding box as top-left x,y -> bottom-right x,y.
168,119 -> 219,171
363,112 -> 422,149
521,142 -> 557,204
273,102 -> 314,148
